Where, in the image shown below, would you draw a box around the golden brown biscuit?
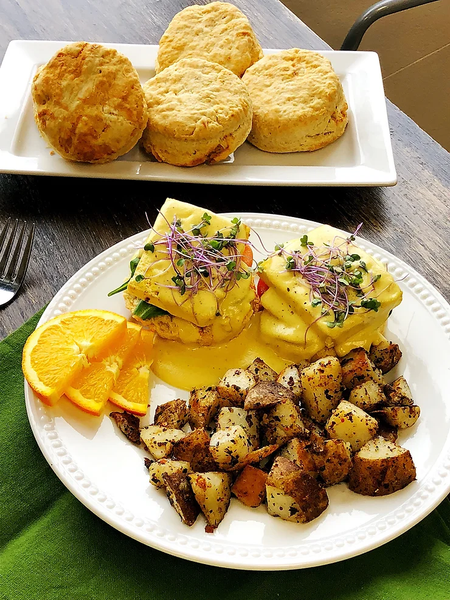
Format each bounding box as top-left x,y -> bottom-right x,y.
142,58 -> 252,167
242,49 -> 348,152
156,2 -> 263,77
32,42 -> 148,163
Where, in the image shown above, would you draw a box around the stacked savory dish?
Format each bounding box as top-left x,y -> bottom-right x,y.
31,2 -> 348,167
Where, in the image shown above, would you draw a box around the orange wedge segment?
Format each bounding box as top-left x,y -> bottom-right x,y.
22,310 -> 127,406
109,330 -> 154,416
65,322 -> 141,416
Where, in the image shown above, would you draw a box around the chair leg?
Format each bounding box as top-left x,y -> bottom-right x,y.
340,0 -> 440,51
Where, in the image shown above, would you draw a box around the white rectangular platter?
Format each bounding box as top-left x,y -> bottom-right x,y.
0,41 -> 396,186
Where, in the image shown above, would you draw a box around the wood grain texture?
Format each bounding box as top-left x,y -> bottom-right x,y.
0,0 -> 449,339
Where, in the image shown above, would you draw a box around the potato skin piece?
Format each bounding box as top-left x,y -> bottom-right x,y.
154,399 -> 188,429
384,376 -> 413,406
247,357 -> 278,382
217,368 -> 256,406
300,356 -> 343,424
163,471 -> 200,526
244,381 -> 297,410
266,457 -> 328,523
110,411 -> 141,444
348,437 -> 416,496
369,340 -> 402,374
172,428 -> 217,472
340,348 -> 383,390
232,465 -> 267,507
188,386 -> 220,429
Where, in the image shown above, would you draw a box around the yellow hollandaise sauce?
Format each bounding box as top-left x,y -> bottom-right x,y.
152,313 -> 290,390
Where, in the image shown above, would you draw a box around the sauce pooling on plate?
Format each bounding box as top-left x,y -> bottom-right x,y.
152,313 -> 290,390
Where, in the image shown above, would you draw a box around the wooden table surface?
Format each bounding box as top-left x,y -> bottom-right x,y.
0,0 -> 449,339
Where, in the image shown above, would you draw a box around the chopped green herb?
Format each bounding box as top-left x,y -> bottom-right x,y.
133,300 -> 168,320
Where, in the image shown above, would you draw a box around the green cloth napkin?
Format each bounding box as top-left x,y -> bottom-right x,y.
1,311 -> 449,600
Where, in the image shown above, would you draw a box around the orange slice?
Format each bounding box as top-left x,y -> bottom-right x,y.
64,322 -> 141,416
109,330 -> 154,416
22,310 -> 127,406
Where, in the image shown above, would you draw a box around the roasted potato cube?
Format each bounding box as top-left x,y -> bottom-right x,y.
172,428 -> 216,472
227,444 -> 280,471
110,411 -> 140,444
217,407 -> 260,450
217,369 -> 256,406
384,376 -> 413,406
189,472 -> 232,529
301,412 -> 327,447
140,425 -> 186,460
148,459 -> 192,489
348,380 -> 386,412
210,426 -> 250,469
189,386 -> 221,429
247,357 -> 278,382
341,348 -> 383,390
261,399 -> 309,445
379,405 -> 420,429
266,457 -> 328,523
163,472 -> 200,526
154,399 -> 188,429
232,465 -> 268,507
244,381 -> 297,410
279,438 -> 317,476
277,364 -> 305,398
312,439 -> 352,486
369,340 -> 402,374
300,356 -> 343,423
325,400 -> 378,452
348,436 -> 416,496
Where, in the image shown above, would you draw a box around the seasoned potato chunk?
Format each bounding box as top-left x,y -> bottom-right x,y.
148,459 -> 192,489
189,472 -> 232,529
110,411 -> 141,444
232,465 -> 267,507
217,368 -> 256,406
340,348 -> 383,390
140,425 -> 186,460
277,363 -> 305,398
244,381 -> 297,410
163,471 -> 200,526
154,399 -> 188,429
348,436 -> 416,496
384,376 -> 413,406
247,357 -> 278,382
279,438 -> 317,477
379,405 -> 420,429
375,419 -> 399,443
266,457 -> 328,523
325,400 -> 378,452
217,407 -> 260,450
348,380 -> 386,412
227,444 -> 279,471
261,399 -> 309,445
172,428 -> 216,472
210,425 -> 250,469
369,340 -> 402,374
312,439 -> 352,486
300,356 -> 343,423
189,386 -> 221,429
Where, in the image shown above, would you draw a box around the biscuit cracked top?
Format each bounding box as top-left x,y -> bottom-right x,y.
143,58 -> 252,141
32,42 -> 147,163
156,2 -> 263,77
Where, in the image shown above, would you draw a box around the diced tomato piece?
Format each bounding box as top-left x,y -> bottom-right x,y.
242,245 -> 253,267
257,279 -> 269,297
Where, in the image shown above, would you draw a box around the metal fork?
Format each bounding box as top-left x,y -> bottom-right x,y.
0,219 -> 35,307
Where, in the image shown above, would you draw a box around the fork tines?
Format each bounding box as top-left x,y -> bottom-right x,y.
0,218 -> 35,285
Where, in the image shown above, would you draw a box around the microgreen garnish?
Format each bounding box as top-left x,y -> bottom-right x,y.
140,212 -> 251,299
144,243 -> 155,252
268,224 -> 384,327
135,274 -> 145,282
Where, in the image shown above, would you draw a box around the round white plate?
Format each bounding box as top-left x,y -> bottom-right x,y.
25,213 -> 450,570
